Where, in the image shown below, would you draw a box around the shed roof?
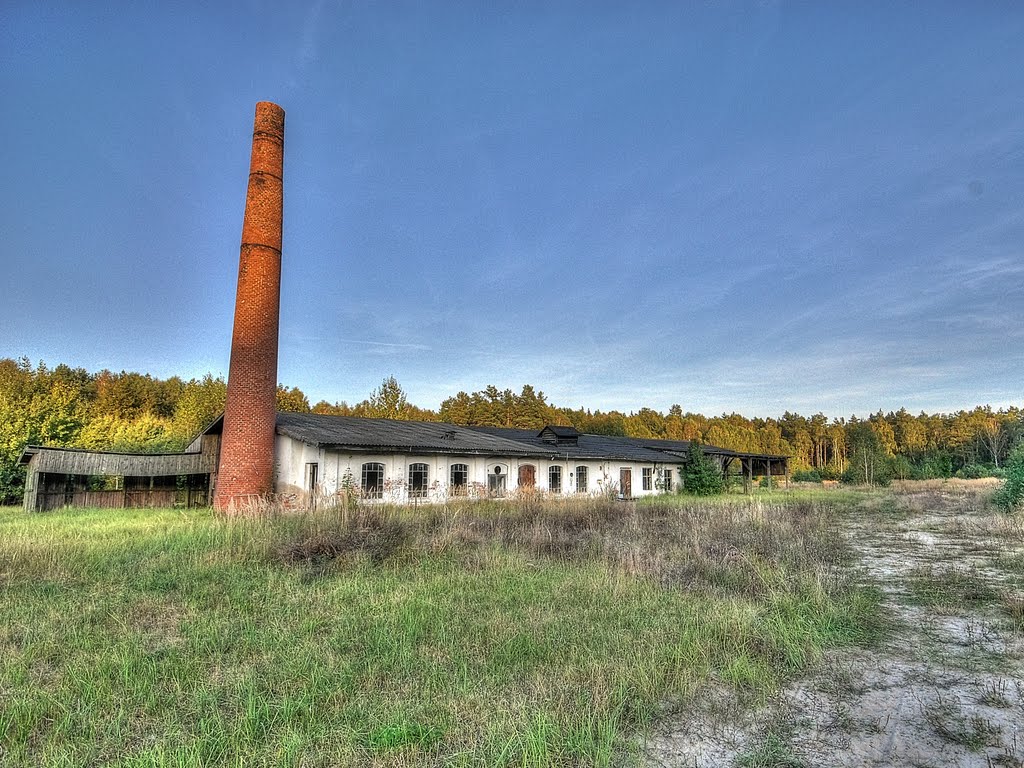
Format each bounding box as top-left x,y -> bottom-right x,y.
18,444 -> 213,476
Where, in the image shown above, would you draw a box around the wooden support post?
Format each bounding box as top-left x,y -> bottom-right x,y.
767,459 -> 772,492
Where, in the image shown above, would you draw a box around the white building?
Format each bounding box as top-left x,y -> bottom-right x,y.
224,412 -> 788,505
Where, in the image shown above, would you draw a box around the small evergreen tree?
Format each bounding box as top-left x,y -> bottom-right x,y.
680,442 -> 725,495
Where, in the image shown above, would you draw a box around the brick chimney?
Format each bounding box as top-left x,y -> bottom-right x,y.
214,102 -> 285,512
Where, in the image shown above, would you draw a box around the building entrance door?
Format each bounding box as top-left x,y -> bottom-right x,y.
620,468 -> 632,499
518,464 -> 536,489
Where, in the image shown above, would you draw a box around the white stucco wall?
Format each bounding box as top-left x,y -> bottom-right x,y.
273,435 -> 676,505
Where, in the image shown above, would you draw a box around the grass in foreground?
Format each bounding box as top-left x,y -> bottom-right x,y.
0,494 -> 881,767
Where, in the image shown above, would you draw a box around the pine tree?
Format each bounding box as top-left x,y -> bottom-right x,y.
680,442 -> 724,495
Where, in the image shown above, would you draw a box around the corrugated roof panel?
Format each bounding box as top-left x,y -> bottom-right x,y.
275,413 -> 537,455
272,413 -> 790,463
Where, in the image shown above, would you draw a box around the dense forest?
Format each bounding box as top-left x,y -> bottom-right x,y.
2,357 -> 1020,504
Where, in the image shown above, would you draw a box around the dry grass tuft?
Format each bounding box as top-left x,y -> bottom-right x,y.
275,507 -> 410,567
1001,593 -> 1024,631
265,495 -> 852,601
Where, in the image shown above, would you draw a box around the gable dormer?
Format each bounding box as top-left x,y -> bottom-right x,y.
538,425 -> 580,446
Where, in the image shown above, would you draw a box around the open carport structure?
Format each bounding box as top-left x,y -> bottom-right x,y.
20,435 -> 219,512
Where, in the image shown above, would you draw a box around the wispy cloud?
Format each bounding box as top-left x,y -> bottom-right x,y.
335,339 -> 432,352
296,0 -> 325,68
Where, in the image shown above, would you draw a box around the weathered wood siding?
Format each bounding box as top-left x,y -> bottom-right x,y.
26,448 -> 215,477
31,473 -> 210,512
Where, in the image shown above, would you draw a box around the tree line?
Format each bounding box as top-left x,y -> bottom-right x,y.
1,357 -> 1020,503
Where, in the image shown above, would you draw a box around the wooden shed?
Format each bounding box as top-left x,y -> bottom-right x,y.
19,433 -> 220,512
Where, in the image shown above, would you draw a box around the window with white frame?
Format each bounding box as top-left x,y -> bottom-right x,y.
660,468 -> 673,492
408,463 -> 429,499
642,467 -> 653,491
361,462 -> 384,499
450,463 -> 469,495
548,465 -> 562,493
575,466 -> 588,493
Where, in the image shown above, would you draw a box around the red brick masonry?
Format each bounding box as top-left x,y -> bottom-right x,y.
215,102 -> 285,512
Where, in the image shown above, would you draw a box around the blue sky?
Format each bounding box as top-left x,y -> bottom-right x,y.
2,2 -> 1022,418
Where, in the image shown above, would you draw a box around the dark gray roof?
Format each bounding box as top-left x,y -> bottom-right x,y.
274,413 -> 538,456
575,434 -> 788,462
269,413 -> 789,463
457,426 -> 788,463
468,426 -> 673,462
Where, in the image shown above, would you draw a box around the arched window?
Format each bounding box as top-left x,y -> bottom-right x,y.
575,466 -> 588,494
409,462 -> 429,499
548,465 -> 562,493
450,463 -> 469,496
361,462 -> 384,499
488,465 -> 507,497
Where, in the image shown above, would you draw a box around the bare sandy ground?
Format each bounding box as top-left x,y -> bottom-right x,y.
644,481 -> 1024,768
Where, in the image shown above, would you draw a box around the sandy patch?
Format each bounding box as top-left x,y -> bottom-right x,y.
644,484 -> 1024,768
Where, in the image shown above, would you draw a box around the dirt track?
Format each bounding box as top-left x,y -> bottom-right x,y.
645,481 -> 1024,768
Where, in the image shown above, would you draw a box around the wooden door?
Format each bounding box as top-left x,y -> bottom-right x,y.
518,464 -> 536,489
619,468 -> 632,499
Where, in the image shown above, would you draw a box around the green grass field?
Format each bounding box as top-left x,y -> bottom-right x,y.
0,494 -> 882,767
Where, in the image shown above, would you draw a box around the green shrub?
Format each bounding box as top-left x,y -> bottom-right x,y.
955,463 -> 999,480
0,463 -> 26,506
994,444 -> 1024,512
911,454 -> 953,480
679,442 -> 725,495
791,469 -> 821,483
819,464 -> 841,481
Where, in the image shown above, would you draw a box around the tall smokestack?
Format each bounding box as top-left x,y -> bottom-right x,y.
215,102 -> 285,512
